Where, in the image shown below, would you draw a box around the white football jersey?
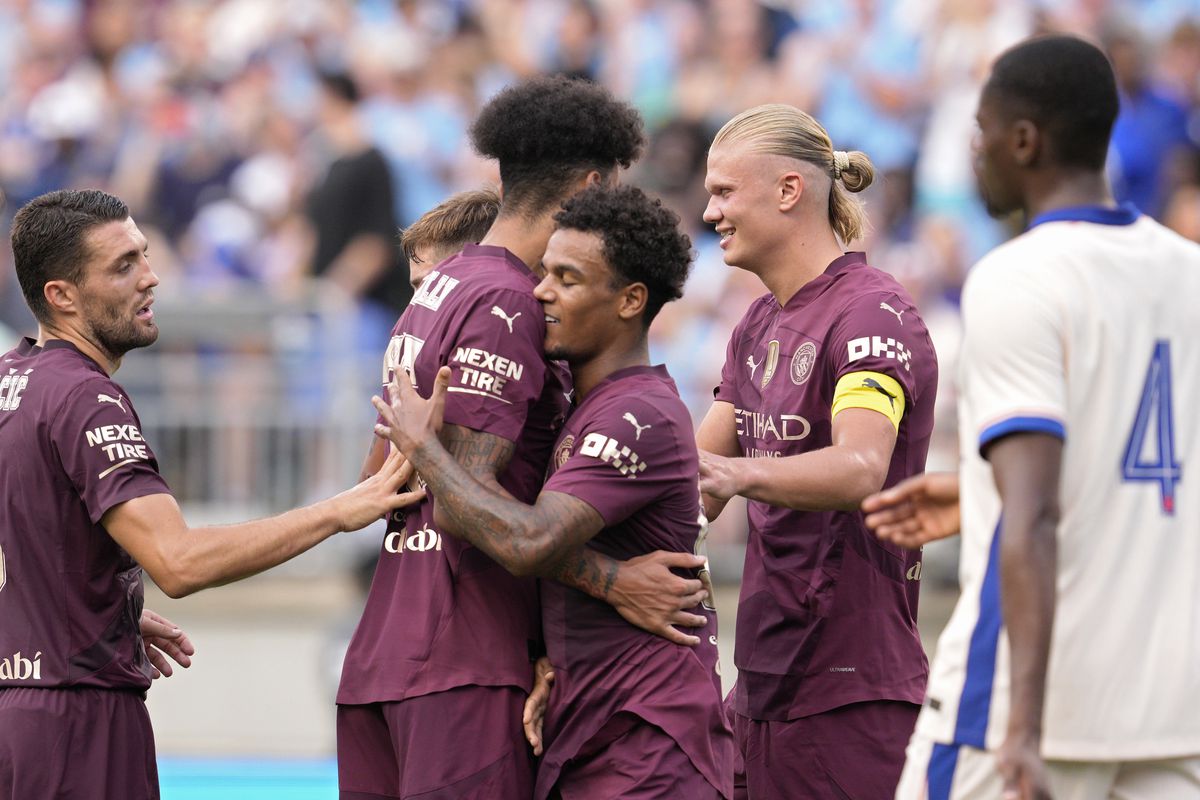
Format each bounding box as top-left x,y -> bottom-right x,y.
917,206 -> 1200,761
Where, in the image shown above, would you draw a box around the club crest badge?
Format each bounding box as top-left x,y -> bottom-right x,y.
554,435 -> 576,470
791,342 -> 817,385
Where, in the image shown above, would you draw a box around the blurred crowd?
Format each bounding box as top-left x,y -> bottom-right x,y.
1,0 -> 1198,471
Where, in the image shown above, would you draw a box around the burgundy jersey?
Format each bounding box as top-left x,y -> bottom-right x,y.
338,245 -> 570,705
714,253 -> 936,721
0,339 -> 169,690
536,366 -> 734,800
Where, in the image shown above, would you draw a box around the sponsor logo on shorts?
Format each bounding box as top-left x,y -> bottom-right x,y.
847,335 -> 912,372
411,271 -> 460,311
734,409 -> 811,442
383,523 -> 442,554
790,342 -> 817,385
0,651 -> 41,681
579,432 -> 646,478
0,368 -> 31,412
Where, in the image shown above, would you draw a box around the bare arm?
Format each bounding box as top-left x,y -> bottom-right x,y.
700,407 -> 898,512
103,451 -> 422,598
695,400 -> 740,520
359,434 -> 388,482
991,433 -> 1061,800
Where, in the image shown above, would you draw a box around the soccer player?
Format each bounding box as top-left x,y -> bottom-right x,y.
400,186 -> 501,291
876,35 -> 1200,800
695,104 -> 939,798
336,77 -> 708,800
374,184 -> 733,800
0,189 -> 422,800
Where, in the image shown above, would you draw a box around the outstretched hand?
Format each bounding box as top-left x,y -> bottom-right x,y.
609,551 -> 712,646
861,472 -> 961,549
373,367 -> 452,458
331,449 -> 426,532
140,609 -> 195,679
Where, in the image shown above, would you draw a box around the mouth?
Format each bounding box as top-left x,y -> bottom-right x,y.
135,297 -> 155,322
717,228 -> 734,249
544,314 -> 560,325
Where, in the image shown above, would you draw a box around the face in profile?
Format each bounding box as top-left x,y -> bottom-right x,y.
535,228 -> 627,365
702,142 -> 786,272
972,88 -> 1022,218
76,217 -> 159,358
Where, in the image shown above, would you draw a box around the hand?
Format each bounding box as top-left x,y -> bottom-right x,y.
372,366 -> 452,457
997,732 -> 1053,800
140,609 -> 195,679
523,656 -> 555,756
698,450 -> 741,503
330,449 -> 427,532
861,472 -> 960,549
609,551 -> 711,646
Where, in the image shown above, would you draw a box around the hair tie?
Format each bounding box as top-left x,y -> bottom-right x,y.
832,150 -> 850,179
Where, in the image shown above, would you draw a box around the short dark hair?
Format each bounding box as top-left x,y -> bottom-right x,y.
470,76 -> 645,214
554,185 -> 692,326
985,35 -> 1119,170
10,189 -> 129,323
318,70 -> 360,105
401,186 -> 501,262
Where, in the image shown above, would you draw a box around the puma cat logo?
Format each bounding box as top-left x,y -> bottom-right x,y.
490,306 -> 521,333
622,412 -> 652,440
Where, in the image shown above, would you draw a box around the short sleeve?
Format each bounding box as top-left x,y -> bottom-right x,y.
961,261 -> 1066,454
543,397 -> 681,527
50,380 -> 170,523
828,291 -> 923,409
440,288 -> 549,443
714,310 -> 751,403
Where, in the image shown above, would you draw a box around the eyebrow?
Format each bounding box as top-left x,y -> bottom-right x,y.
105,241 -> 148,270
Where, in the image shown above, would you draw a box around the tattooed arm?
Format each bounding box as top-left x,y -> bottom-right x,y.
378,368 -> 709,644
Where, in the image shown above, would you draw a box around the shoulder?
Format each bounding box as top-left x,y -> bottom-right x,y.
584,381 -> 692,449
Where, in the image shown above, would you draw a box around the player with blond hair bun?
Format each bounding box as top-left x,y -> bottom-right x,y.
696,103 -> 939,798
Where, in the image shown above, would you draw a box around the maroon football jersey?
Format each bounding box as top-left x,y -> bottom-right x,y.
338,245 -> 570,705
714,253 -> 936,721
536,365 -> 734,799
0,339 -> 169,690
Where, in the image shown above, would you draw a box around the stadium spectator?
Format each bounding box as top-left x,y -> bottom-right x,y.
866,35 -> 1200,799
694,104 -> 939,798
374,184 -> 733,799
0,188 -> 422,799
335,76 -> 707,800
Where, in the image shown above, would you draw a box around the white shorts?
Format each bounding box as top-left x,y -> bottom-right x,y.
896,730 -> 1200,800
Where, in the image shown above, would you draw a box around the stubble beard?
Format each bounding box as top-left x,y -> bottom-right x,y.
86,300 -> 158,361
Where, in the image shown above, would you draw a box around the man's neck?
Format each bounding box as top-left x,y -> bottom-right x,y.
479,212 -> 558,276
753,226 -> 845,307
1024,170 -> 1116,222
570,339 -> 650,402
36,322 -> 119,375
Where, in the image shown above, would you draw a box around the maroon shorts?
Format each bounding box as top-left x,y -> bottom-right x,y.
337,685 -> 534,800
0,686 -> 158,800
546,713 -> 722,800
731,700 -> 918,800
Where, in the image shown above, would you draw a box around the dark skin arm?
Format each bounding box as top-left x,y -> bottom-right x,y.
377,368 -> 708,644
990,433 -> 1061,800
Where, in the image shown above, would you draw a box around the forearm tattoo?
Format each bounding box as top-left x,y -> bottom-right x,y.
546,547 -> 622,601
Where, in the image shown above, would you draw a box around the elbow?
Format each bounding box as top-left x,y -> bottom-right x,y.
503,524 -> 558,578
147,567 -> 200,599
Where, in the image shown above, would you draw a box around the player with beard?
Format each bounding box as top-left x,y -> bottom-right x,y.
374,184 -> 734,800
0,189 -> 421,800
695,105 -> 940,798
336,78 -> 709,800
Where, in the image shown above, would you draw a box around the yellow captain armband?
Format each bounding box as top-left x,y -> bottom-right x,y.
831,371 -> 906,431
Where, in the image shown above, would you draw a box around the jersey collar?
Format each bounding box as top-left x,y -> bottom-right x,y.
1027,203 -> 1140,230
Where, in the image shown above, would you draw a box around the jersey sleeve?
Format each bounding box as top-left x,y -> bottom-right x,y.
960,259 -> 1067,454
440,287 -> 549,443
542,397 -> 683,527
713,307 -> 751,403
50,379 -> 170,523
827,290 -> 924,421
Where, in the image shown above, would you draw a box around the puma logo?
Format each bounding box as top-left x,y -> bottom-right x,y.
622,412 -> 651,440
746,355 -> 762,380
862,378 -> 897,410
880,301 -> 904,325
490,306 -> 521,333
97,393 -> 126,412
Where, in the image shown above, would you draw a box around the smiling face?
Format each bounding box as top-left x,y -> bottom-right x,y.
534,228 -> 628,365
703,142 -> 793,273
75,217 -> 160,358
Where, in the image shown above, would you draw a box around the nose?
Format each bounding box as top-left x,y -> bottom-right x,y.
140,258 -> 160,291
702,195 -> 721,225
532,274 -> 553,303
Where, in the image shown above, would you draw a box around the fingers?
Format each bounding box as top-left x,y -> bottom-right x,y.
655,625 -> 702,647
430,366 -> 451,432
649,550 -> 708,570
139,610 -> 183,639
371,395 -> 399,428
678,590 -> 711,613
145,643 -> 173,678
388,487 -> 427,511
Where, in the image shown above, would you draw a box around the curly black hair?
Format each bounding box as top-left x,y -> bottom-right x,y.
470,76 -> 645,214
554,185 -> 693,326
